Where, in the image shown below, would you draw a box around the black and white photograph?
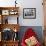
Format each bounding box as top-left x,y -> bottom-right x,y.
23,8 -> 36,19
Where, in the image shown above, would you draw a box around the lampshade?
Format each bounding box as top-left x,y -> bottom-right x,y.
13,28 -> 17,32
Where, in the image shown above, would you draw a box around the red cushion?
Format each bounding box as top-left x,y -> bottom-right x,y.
21,28 -> 41,46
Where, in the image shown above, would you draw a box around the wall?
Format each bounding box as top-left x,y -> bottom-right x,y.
43,0 -> 46,27
0,0 -> 44,26
18,0 -> 44,26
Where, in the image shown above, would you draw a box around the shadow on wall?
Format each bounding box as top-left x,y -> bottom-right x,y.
18,26 -> 44,44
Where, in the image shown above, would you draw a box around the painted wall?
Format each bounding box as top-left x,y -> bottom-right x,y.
18,0 -> 44,26
0,0 -> 44,26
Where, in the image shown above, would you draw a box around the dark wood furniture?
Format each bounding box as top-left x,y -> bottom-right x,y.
2,40 -> 19,46
0,7 -> 20,46
0,7 -> 19,24
0,41 -> 2,46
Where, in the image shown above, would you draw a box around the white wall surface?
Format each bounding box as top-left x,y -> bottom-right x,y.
18,0 -> 44,26
0,0 -> 44,26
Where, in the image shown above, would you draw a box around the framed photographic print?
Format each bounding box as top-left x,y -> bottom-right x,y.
23,8 -> 36,19
2,10 -> 9,15
9,9 -> 18,15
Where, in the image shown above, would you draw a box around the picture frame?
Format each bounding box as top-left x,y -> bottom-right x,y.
2,10 -> 9,15
9,10 -> 18,15
23,8 -> 36,19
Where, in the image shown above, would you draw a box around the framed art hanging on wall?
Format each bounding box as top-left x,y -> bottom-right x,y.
23,8 -> 36,19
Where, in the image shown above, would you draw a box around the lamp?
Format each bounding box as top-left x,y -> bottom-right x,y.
14,28 -> 17,32
13,28 -> 18,41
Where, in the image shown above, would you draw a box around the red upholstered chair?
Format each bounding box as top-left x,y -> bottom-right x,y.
21,28 -> 41,46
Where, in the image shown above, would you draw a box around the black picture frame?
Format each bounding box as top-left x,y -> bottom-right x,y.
23,8 -> 36,19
